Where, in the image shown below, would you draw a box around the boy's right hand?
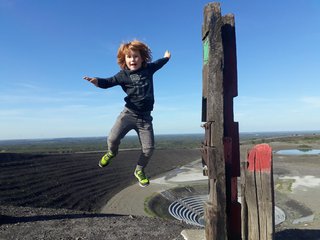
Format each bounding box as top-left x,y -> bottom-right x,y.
83,76 -> 98,87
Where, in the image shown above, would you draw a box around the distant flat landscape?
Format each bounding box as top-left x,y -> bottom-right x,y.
1,131 -> 320,154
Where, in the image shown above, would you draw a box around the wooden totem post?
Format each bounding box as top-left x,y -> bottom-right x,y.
201,2 -> 241,240
241,144 -> 275,240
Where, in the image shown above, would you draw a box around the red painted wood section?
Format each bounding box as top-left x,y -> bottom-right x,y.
247,144 -> 272,172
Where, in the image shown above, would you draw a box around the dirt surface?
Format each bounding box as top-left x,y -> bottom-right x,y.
2,136 -> 320,239
0,149 -> 201,239
0,149 -> 200,212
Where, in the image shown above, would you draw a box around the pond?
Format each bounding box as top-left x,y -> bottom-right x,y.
276,149 -> 320,155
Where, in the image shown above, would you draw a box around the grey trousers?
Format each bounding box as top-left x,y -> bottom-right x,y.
107,107 -> 154,168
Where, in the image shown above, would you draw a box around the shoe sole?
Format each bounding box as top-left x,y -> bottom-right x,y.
134,173 -> 149,187
138,182 -> 150,187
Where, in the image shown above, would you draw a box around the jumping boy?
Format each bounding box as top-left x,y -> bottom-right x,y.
83,40 -> 171,187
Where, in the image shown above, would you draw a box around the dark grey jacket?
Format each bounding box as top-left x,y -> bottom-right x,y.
97,57 -> 169,112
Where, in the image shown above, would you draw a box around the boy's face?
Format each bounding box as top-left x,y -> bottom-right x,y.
125,49 -> 143,71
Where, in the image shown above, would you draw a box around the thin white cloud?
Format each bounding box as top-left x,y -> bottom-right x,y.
300,96 -> 320,108
12,82 -> 45,91
0,88 -> 121,104
0,109 -> 26,117
0,103 -> 121,139
234,95 -> 320,132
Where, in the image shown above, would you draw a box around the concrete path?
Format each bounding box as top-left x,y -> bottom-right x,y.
101,159 -> 207,216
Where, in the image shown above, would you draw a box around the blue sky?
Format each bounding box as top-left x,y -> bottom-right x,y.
1,0 -> 320,140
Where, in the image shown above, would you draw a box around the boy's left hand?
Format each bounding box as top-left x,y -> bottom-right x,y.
164,50 -> 171,59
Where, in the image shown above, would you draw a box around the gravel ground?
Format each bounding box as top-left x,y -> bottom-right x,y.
0,205 -> 196,240
0,149 -> 201,240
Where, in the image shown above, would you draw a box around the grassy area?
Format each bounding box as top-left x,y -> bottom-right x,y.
241,134 -> 320,146
0,134 -> 204,154
1,133 -> 320,154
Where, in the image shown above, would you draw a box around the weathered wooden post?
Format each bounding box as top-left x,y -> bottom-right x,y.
201,2 -> 241,239
241,144 -> 275,240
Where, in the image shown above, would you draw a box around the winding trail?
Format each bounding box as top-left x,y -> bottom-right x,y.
101,159 -> 208,216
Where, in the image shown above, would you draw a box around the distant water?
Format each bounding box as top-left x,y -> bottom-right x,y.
276,149 -> 320,155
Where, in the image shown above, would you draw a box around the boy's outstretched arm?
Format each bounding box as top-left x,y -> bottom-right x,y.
83,76 -> 98,87
164,50 -> 171,59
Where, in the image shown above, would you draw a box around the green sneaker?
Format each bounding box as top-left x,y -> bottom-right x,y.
134,169 -> 150,187
99,151 -> 115,168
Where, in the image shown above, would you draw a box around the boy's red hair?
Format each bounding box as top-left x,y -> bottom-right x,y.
117,40 -> 152,70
